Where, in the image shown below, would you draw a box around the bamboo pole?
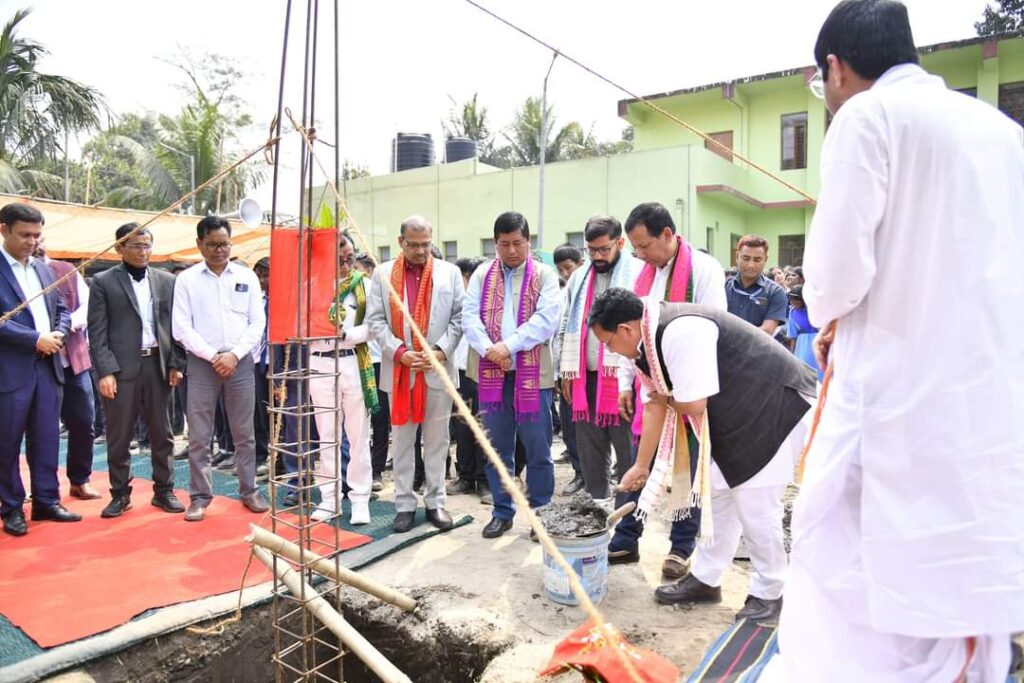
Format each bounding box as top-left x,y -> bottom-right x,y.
252,546 -> 413,683
247,524 -> 418,613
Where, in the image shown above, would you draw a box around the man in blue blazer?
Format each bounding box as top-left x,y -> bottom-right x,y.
0,203 -> 79,536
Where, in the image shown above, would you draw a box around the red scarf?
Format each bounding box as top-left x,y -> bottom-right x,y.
389,255 -> 433,425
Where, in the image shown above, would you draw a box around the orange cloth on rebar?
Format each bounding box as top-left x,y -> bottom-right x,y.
539,620 -> 679,683
389,254 -> 433,425
268,227 -> 339,343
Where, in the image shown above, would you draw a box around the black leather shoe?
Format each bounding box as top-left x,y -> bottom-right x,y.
2,509 -> 27,536
608,548 -> 641,565
101,495 -> 133,518
151,492 -> 185,513
393,511 -> 416,533
561,474 -> 586,496
482,517 -> 513,539
31,503 -> 82,523
735,595 -> 783,623
654,574 -> 722,605
425,507 -> 454,530
446,477 -> 475,495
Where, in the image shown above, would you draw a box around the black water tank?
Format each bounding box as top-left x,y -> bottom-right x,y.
445,136 -> 478,163
391,133 -> 435,172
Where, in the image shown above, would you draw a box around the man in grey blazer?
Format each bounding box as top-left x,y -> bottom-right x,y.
366,216 -> 463,533
87,223 -> 186,517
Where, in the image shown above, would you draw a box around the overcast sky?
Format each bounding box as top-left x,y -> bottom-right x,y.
10,0 -> 991,212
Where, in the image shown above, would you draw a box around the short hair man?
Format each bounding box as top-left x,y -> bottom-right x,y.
0,203 -> 78,535
307,233 -> 378,525
557,216 -> 640,501
767,1 -> 1024,679
725,235 -> 788,334
88,223 -> 186,517
610,201 -> 726,581
590,288 -> 815,622
553,243 -> 583,281
463,212 -> 560,539
172,216 -> 269,521
252,256 -> 271,479
366,215 -> 464,533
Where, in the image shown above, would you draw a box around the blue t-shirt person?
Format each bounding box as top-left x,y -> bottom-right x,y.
725,273 -> 789,328
785,285 -> 823,381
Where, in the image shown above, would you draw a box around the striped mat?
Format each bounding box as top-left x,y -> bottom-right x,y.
687,619 -> 777,683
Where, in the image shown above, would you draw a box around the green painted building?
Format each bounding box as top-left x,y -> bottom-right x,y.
314,32 -> 1024,268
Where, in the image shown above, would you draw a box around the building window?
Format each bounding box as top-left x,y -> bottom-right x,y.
778,234 -> 806,267
999,81 -> 1024,127
481,239 -> 495,258
706,226 -> 715,256
781,112 -> 808,170
443,240 -> 458,262
730,233 -> 742,267
566,232 -> 584,248
530,235 -> 538,250
378,246 -> 391,262
705,131 -> 734,162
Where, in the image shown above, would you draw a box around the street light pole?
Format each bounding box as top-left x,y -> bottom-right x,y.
538,51 -> 558,253
159,142 -> 196,214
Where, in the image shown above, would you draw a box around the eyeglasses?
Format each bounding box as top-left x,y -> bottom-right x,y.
340,255 -> 355,265
203,242 -> 232,251
808,68 -> 825,100
124,243 -> 153,251
403,241 -> 431,252
586,244 -> 615,257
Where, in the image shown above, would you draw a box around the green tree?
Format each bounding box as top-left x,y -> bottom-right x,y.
494,98 -> 633,167
976,0 -> 1024,35
0,8 -> 104,195
442,92 -> 505,166
109,53 -> 261,214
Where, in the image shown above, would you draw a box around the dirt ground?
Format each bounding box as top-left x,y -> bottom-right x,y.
353,435 -> 753,682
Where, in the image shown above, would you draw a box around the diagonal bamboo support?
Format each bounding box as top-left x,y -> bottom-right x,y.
247,524 -> 418,613
252,545 -> 413,683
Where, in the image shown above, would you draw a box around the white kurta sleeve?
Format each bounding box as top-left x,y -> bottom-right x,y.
802,101 -> 889,328
660,317 -> 720,403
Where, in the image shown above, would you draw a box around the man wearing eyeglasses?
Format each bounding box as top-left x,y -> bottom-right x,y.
366,215 -> 464,533
88,223 -> 186,518
172,216 -> 268,521
557,216 -> 641,504
765,1 -> 1024,680
724,235 -> 788,334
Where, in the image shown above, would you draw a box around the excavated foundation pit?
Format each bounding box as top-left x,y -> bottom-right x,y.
74,585 -> 513,683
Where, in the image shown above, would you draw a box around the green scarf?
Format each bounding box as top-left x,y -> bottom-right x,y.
328,271 -> 380,413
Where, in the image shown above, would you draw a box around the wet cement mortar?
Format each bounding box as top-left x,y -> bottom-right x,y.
535,494 -> 609,537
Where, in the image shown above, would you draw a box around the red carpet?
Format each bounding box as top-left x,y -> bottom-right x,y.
0,470 -> 371,648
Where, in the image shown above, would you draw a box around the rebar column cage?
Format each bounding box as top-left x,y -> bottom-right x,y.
265,0 -> 347,680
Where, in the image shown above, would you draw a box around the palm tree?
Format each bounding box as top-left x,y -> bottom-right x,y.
0,8 -> 103,194
501,97 -> 590,166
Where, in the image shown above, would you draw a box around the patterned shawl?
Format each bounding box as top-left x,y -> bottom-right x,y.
478,258 -> 542,422
389,255 -> 433,425
632,236 -> 694,441
559,254 -> 634,425
634,300 -> 713,543
327,271 -> 379,412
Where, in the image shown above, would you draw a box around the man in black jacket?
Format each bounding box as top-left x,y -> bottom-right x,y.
590,288 -> 815,622
87,223 -> 186,517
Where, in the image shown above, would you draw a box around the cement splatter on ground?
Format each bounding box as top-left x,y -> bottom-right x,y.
536,494 -> 609,537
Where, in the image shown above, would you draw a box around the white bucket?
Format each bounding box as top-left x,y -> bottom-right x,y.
542,530 -> 610,606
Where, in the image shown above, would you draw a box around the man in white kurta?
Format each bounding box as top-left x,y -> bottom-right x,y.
767,2 -> 1024,680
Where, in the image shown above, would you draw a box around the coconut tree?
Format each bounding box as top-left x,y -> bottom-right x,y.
0,8 -> 103,194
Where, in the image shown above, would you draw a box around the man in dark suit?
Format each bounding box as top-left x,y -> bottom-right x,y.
87,223 -> 186,517
0,202 -> 79,536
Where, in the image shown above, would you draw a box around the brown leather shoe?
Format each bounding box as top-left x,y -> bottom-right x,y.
69,482 -> 102,500
661,553 -> 690,580
654,574 -> 722,605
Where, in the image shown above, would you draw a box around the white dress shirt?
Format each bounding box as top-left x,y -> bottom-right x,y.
171,260 -> 265,362
132,273 -> 158,349
1,244 -> 51,334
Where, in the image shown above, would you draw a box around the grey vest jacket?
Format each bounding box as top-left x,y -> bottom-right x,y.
640,302 -> 817,487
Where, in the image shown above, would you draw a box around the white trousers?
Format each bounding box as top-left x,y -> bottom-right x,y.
761,406 -> 1012,682
689,484 -> 787,600
309,354 -> 372,506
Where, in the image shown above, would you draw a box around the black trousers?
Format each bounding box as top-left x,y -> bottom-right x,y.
254,362 -> 270,465
370,362 -> 391,477
453,371 -> 487,483
104,356 -> 175,495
